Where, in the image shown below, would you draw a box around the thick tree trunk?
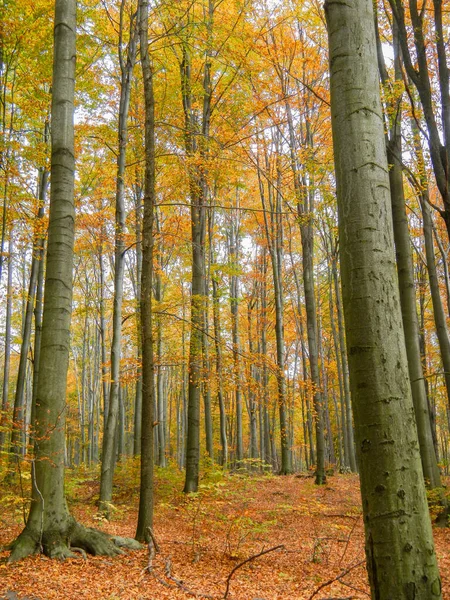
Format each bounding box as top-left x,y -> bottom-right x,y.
9,0 -> 129,561
326,0 -> 442,596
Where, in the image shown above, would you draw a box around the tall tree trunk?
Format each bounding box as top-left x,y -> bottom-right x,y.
99,3 -> 138,516
182,5 -> 213,488
135,0 -> 155,542
133,185 -> 142,456
409,114 -> 450,413
228,208 -> 243,464
1,235 -> 13,453
212,268 -> 227,467
375,17 -> 441,490
258,136 -> 291,474
284,91 -> 325,482
326,0 -> 442,596
331,249 -> 357,471
155,230 -> 166,467
9,0 -> 123,560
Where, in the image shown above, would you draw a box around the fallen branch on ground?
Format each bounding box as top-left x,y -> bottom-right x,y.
223,544 -> 285,599
308,560 -> 367,600
143,527 -> 216,599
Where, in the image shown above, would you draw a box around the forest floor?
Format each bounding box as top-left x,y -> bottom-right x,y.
1,463 -> 450,599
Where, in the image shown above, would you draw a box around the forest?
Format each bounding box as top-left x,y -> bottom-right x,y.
1,0 -> 450,598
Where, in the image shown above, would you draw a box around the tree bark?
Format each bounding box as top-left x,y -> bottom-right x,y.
135,0 -> 155,542
99,1 -> 138,516
9,0 -> 126,561
326,0 -> 442,596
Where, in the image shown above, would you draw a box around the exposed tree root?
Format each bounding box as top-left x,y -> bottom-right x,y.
8,519 -> 142,563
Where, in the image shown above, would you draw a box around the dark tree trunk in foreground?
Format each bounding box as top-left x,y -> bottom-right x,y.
326,0 -> 442,597
9,0 -> 135,562
135,0 -> 155,542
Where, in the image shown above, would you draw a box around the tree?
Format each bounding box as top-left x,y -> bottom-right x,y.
375,17 -> 441,491
388,0 -> 450,243
135,0 -> 155,542
325,0 -> 442,596
99,0 -> 139,517
9,0 -> 131,561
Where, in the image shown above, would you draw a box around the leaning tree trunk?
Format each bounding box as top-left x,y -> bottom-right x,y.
325,0 -> 442,597
9,0 -> 130,561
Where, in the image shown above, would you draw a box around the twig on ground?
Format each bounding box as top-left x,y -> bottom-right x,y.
143,528 -> 216,599
308,560 -> 367,600
339,513 -> 361,567
223,544 -> 285,599
164,556 -> 216,599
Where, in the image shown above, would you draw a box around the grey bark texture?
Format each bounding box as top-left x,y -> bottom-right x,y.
326,0 -> 442,597
9,0 -> 130,561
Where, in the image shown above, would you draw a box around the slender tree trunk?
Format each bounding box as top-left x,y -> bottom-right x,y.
212,270 -> 227,467
228,210 -> 243,464
1,235 -> 13,452
410,116 -> 450,412
8,162 -> 48,459
328,259 -> 346,469
417,259 -> 439,459
133,185 -> 142,456
155,242 -> 166,467
284,92 -> 325,482
375,18 -> 441,490
99,4 -> 138,515
135,0 -> 155,542
202,211 -> 214,460
258,139 -> 291,474
332,251 -> 357,471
